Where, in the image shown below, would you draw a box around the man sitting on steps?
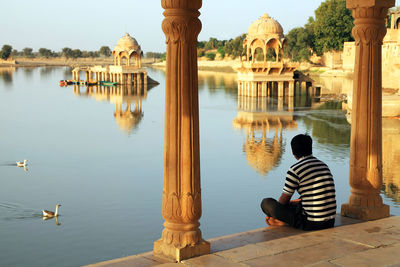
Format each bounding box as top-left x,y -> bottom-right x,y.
261,134 -> 336,231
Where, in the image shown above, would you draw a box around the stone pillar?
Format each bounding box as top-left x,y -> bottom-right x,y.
341,0 -> 394,220
278,81 -> 284,97
154,0 -> 210,261
288,81 -> 294,97
391,13 -> 395,29
262,82 -> 267,97
144,72 -> 148,85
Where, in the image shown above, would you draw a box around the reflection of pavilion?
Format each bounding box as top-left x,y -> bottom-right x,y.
233,95 -> 297,176
73,82 -> 156,134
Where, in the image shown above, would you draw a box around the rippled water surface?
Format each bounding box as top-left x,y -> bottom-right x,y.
0,67 -> 399,266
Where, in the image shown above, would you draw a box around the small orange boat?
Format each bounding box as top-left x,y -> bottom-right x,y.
59,80 -> 68,87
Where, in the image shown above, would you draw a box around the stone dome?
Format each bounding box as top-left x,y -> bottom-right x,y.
114,33 -> 141,53
248,13 -> 284,39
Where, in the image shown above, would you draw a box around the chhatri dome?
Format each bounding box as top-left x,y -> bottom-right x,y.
244,13 -> 286,62
112,33 -> 143,67
248,13 -> 284,40
114,33 -> 141,53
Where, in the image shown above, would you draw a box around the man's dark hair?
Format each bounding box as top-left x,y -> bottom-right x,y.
291,134 -> 313,158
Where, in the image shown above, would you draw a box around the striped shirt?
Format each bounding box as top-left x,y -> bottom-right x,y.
283,155 -> 336,222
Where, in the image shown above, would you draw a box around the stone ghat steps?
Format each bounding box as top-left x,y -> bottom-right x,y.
86,215 -> 400,267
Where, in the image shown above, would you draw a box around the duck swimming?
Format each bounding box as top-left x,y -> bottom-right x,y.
16,159 -> 28,167
42,204 -> 61,217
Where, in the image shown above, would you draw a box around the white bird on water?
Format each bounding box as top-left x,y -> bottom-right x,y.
16,159 -> 28,167
42,204 -> 61,218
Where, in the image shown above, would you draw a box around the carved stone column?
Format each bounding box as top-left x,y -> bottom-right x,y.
288,81 -> 294,97
154,0 -> 210,261
341,0 -> 394,220
278,81 -> 284,97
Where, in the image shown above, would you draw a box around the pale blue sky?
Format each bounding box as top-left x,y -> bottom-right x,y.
1,0 -> 399,53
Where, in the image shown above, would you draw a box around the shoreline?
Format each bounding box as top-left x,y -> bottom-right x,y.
0,57 -> 157,68
1,57 -> 352,77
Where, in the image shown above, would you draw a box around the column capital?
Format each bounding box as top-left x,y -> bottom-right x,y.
162,0 -> 202,44
347,0 -> 394,9
162,0 -> 201,10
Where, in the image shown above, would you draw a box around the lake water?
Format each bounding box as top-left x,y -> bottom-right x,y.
0,67 -> 399,266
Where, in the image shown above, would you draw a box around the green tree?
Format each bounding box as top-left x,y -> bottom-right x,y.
0,45 -> 13,60
313,0 -> 354,55
217,46 -> 225,59
285,26 -> 313,62
72,49 -> 82,58
205,52 -> 216,61
99,46 -> 111,57
224,34 -> 246,59
38,48 -> 53,58
11,49 -> 19,57
22,47 -> 34,58
62,47 -> 73,58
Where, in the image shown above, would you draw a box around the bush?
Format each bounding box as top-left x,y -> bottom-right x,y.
205,52 -> 216,61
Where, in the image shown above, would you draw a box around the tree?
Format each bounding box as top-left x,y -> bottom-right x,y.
38,48 -> 53,58
217,46 -> 225,59
145,51 -> 164,58
72,49 -> 82,58
99,46 -> 111,57
62,47 -> 73,58
224,34 -> 246,59
205,52 -> 216,61
0,45 -> 13,60
22,47 -> 34,58
285,25 -> 314,62
313,0 -> 354,55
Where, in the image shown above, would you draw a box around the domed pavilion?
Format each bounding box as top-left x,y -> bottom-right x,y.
112,33 -> 143,67
244,13 -> 286,63
236,13 -> 315,99
72,33 -> 157,87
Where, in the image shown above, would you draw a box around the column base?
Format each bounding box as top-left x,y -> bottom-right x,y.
341,203 -> 390,220
153,239 -> 210,262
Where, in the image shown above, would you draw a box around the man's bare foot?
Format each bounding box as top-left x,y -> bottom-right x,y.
265,216 -> 287,226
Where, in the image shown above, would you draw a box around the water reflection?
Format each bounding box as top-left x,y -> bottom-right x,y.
300,102 -> 350,147
72,83 -> 157,135
382,118 -> 400,204
198,71 -> 237,97
43,216 -> 61,226
39,67 -> 55,77
0,67 -> 15,85
233,96 -> 298,176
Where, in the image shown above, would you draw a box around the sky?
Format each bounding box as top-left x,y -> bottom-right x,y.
1,0 -> 399,53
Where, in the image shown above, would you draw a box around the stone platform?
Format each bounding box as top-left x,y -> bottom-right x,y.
86,215 -> 400,267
